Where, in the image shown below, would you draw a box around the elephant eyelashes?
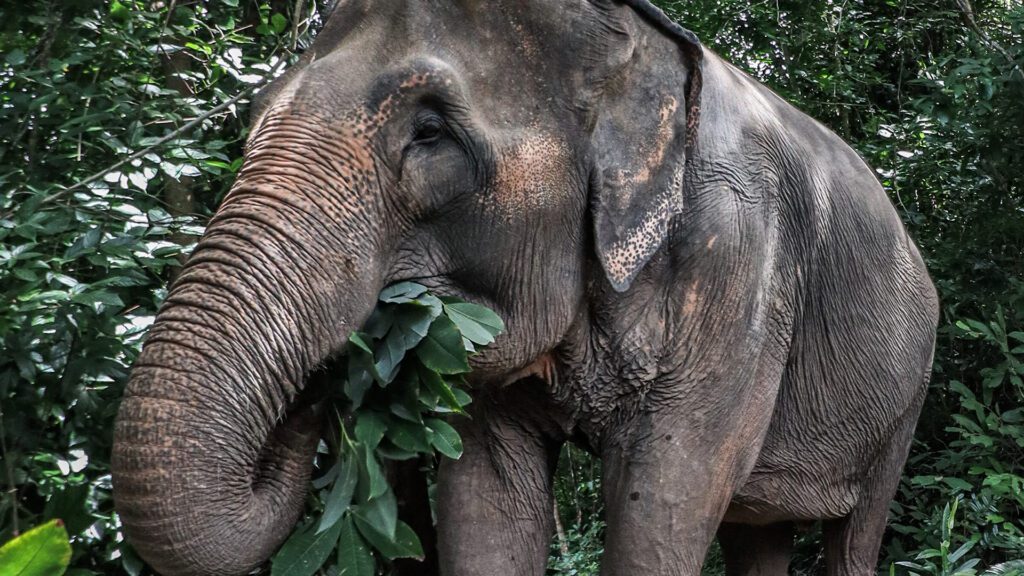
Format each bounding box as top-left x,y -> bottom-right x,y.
411,113 -> 446,146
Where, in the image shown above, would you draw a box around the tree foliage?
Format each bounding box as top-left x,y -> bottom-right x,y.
0,1 -> 329,572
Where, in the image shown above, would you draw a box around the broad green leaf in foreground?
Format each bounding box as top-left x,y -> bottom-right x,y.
318,453 -> 359,534
355,489 -> 398,541
337,517 -> 375,576
414,315 -> 470,374
0,519 -> 72,576
426,418 -> 464,460
378,282 -> 428,304
352,518 -> 424,561
442,300 -> 506,346
271,520 -> 344,576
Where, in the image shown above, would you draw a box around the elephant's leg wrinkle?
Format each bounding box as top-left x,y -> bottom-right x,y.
716,522 -> 794,576
436,384 -> 565,576
599,409 -> 772,576
823,392 -> 924,576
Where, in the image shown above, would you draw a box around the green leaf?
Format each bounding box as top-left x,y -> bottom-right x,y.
354,412 -> 387,450
354,489 -> 397,540
415,292 -> 445,317
271,13 -> 289,34
6,49 -> 26,66
318,453 -> 358,534
346,354 -> 375,408
271,520 -> 344,576
71,290 -> 124,308
385,419 -> 431,453
119,544 -> 145,576
442,301 -> 505,346
0,519 -> 72,576
426,418 -> 463,459
349,332 -> 372,355
353,518 -> 424,561
450,386 -> 472,407
362,309 -> 392,339
362,446 -> 387,500
942,477 -> 974,491
43,484 -> 93,536
109,1 -> 130,22
392,304 -> 438,350
379,282 -> 428,304
376,444 -> 419,461
418,364 -> 465,413
373,333 -> 407,384
949,537 -> 978,563
336,516 -> 375,576
414,315 -> 470,374
65,228 -> 102,259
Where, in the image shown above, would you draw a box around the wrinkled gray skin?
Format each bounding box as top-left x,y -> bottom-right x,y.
111,1 -> 939,575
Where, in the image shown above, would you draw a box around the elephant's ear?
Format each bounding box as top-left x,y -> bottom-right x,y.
586,0 -> 703,292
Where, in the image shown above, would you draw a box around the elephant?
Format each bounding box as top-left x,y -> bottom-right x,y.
110,1 -> 939,575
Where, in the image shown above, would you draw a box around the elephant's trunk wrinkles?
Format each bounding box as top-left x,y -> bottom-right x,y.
112,196 -> 376,575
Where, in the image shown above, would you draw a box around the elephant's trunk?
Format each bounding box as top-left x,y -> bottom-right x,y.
112,179 -> 379,575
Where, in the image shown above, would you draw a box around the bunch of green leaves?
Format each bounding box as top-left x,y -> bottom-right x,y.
547,520 -> 606,576
897,498 -> 984,576
891,296 -> 1024,567
548,445 -> 605,576
270,282 -> 504,576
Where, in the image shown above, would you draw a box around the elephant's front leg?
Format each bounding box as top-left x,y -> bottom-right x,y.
600,409 -> 769,576
436,384 -> 565,576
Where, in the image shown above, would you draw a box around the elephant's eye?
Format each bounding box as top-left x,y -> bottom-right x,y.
412,114 -> 445,146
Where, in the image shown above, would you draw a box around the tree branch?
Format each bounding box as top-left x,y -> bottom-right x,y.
955,0 -> 1024,81
2,57 -> 287,220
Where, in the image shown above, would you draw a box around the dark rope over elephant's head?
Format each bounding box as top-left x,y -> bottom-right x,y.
111,1 -> 706,574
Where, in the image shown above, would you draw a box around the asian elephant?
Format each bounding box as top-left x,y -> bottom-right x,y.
110,1 -> 939,575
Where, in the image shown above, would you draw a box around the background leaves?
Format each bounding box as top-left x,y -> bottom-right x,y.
0,1 -> 333,573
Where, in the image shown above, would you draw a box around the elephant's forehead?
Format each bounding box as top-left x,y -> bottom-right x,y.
262,52 -> 455,127
263,0 -> 603,122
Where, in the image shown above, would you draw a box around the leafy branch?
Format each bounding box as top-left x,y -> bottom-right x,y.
270,282 -> 505,576
0,54 -> 288,222
955,0 -> 1024,82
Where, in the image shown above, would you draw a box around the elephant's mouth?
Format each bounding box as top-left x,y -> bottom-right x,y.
250,354 -> 345,491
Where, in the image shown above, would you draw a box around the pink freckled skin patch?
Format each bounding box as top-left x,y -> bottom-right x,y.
491,132 -> 573,215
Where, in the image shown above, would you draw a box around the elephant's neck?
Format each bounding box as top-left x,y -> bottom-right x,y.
549,266 -> 683,448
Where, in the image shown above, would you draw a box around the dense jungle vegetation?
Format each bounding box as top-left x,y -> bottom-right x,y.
1,0 -> 1022,574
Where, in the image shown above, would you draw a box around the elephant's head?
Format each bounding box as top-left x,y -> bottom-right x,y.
111,1 -> 702,574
